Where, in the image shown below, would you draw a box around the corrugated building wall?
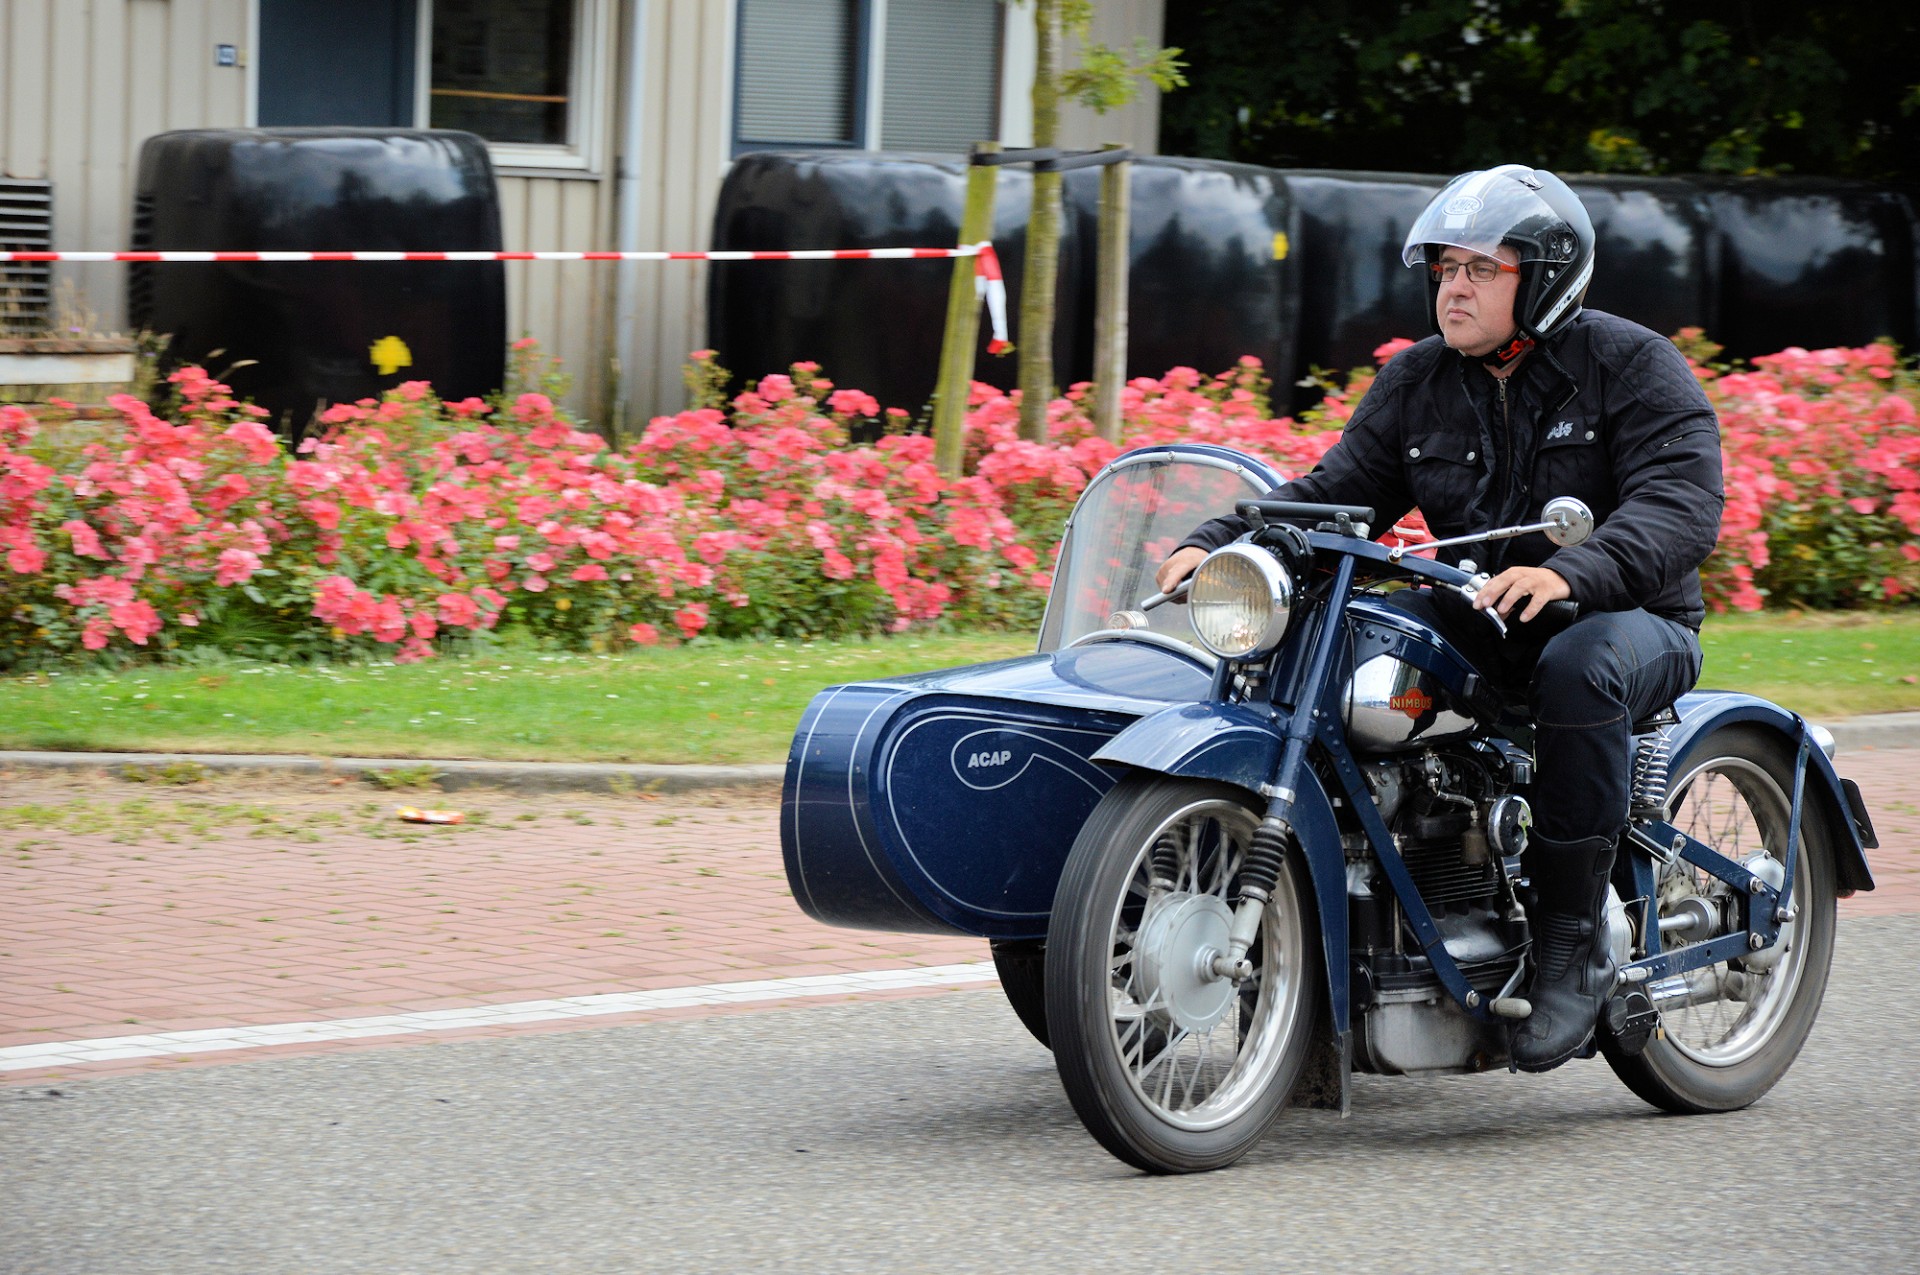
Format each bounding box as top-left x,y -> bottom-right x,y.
2,0 -> 251,336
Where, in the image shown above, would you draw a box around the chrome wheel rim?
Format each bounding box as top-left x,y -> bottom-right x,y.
1100,798 -> 1310,1131
1657,756 -> 1809,1068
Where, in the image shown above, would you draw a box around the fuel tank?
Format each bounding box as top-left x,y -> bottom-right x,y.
1341,599 -> 1494,754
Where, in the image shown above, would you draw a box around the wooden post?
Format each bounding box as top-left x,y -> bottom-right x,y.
1017,0 -> 1060,443
931,143 -> 999,478
1091,145 -> 1130,444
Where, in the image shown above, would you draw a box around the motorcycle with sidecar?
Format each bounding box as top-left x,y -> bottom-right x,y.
780,444 -> 1879,1174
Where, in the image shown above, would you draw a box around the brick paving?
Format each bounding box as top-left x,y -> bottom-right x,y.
2,747 -> 1915,1084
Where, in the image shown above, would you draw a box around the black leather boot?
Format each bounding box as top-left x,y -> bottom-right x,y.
1513,833 -> 1618,1073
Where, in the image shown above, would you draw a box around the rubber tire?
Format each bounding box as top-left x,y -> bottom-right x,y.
989,939 -> 1050,1049
1602,726 -> 1838,1113
1044,774 -> 1321,1174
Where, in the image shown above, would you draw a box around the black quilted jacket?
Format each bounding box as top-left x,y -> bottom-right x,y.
1178,309 -> 1726,629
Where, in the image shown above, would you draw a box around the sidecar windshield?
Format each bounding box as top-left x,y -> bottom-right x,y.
1037,446 -> 1286,653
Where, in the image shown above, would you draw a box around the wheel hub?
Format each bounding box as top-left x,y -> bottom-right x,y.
1135,892 -> 1236,1032
1735,851 -> 1791,972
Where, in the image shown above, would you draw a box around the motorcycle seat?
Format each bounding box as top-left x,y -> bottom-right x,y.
1497,702 -> 1680,737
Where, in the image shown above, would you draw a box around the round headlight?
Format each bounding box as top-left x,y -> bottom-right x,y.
1189,545 -> 1294,660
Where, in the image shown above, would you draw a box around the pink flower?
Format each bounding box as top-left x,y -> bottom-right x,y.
673,601 -> 709,638
627,622 -> 661,646
437,593 -> 479,627
1373,337 -> 1416,365
828,388 -> 881,418
110,599 -> 163,645
6,545 -> 46,574
215,548 -> 262,586
223,419 -> 281,464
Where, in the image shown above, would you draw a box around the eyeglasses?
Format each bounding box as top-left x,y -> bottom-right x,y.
1428,258 -> 1521,284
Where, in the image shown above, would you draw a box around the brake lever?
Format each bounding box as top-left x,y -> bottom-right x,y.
1458,571 -> 1508,637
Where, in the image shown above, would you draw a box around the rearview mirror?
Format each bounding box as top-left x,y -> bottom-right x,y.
1543,497 -> 1594,548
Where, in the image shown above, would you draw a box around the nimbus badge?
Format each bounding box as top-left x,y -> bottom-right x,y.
1389,688 -> 1433,720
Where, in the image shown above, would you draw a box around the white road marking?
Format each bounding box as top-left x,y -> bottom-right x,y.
0,962 -> 999,1072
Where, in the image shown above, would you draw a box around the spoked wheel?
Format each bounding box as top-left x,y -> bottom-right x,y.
1603,726 -> 1838,1113
989,939 -> 1050,1049
1045,775 -> 1321,1173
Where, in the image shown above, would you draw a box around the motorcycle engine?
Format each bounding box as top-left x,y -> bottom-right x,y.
1348,740 -> 1535,1076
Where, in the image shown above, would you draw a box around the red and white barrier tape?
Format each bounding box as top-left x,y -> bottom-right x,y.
0,241 -> 1013,353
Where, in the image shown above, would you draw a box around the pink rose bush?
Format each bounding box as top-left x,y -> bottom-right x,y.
1674,332 -> 1920,609
2,337 -> 1914,668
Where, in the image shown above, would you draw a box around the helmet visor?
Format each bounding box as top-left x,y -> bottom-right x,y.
1400,165 -> 1575,268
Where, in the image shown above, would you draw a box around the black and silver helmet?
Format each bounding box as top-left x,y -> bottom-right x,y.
1401,164 -> 1595,342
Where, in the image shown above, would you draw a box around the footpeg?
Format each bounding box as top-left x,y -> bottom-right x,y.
1602,989 -> 1660,1055
1490,997 -> 1532,1019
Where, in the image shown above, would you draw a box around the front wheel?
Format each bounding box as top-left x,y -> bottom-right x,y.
1044,775 -> 1322,1173
1603,726 -> 1839,1112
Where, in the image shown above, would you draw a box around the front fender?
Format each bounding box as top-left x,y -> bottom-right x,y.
1664,691 -> 1875,894
1092,700 -> 1284,791
1094,702 -> 1354,1033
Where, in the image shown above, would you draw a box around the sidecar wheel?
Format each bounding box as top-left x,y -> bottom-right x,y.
989,940 -> 1050,1049
1602,726 -> 1838,1114
1045,775 -> 1321,1174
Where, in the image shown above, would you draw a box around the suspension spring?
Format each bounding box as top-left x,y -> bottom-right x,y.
1148,828 -> 1182,892
1236,815 -> 1292,906
1629,730 -> 1673,820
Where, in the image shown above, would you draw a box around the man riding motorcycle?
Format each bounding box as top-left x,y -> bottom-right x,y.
1155,165 -> 1726,1071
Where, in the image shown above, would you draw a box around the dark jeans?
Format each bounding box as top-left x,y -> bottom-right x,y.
1385,590 -> 1704,844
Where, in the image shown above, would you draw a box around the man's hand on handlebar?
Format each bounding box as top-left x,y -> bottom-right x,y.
1472,565 -> 1572,623
1156,547 -> 1208,599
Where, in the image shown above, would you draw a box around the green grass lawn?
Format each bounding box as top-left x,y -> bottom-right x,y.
0,632 -> 1033,765
1697,611 -> 1920,718
0,613 -> 1913,766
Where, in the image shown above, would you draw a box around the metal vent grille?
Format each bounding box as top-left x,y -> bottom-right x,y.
0,179 -> 53,334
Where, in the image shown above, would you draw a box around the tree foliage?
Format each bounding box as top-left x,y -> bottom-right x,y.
1016,0 -> 1187,442
1161,0 -> 1919,181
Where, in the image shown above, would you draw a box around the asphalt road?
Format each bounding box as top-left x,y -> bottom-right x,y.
5,915 -> 1918,1275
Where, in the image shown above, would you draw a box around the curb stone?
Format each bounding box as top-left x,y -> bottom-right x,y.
1823,713 -> 1920,755
1,713 -> 1916,795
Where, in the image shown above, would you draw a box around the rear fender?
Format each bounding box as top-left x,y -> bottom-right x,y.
1095,703 -> 1355,1034
1661,692 -> 1875,894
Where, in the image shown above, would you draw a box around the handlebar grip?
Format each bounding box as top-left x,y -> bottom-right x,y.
1236,500 -> 1377,526
1537,599 -> 1580,624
